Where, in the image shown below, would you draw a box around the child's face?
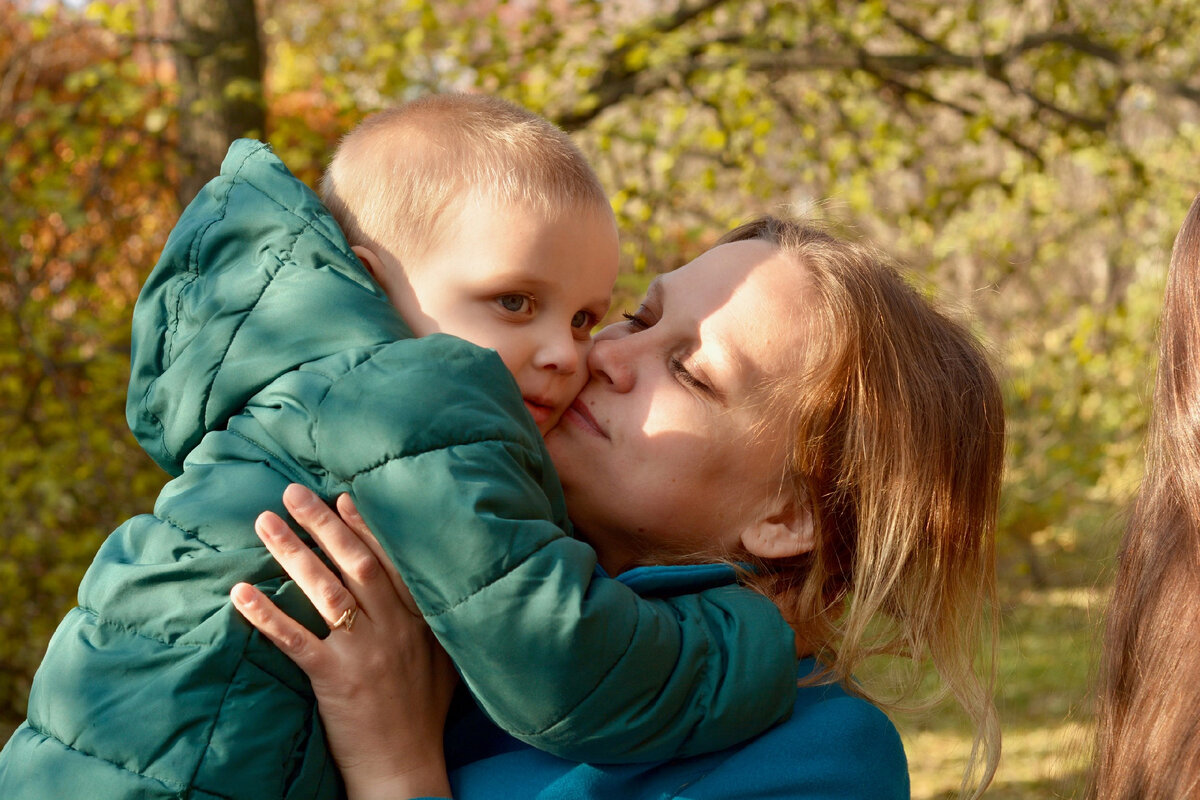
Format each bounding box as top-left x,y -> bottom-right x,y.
378,196 -> 619,434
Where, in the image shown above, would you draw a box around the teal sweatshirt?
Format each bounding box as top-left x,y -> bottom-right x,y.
0,141 -> 798,799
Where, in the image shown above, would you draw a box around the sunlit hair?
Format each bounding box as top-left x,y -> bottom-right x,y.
320,93 -> 612,264
1089,194 -> 1200,800
721,216 -> 1003,799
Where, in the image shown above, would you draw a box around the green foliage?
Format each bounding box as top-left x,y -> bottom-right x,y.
0,0 -> 179,721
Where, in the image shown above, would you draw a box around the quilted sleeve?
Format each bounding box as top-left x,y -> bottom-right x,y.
308,338 -> 799,763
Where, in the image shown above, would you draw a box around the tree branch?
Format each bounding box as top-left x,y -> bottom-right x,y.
556,0 -> 735,130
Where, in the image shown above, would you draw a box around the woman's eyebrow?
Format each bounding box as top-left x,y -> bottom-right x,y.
644,277 -> 664,306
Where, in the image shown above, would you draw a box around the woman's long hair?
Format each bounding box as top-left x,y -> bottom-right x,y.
1089,194 -> 1200,799
722,217 -> 1004,798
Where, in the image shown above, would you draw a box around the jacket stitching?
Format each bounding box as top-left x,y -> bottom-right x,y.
150,144 -> 255,467
196,253 -> 288,443
339,434 -> 527,483
224,426 -> 319,487
529,590 -> 643,739
185,627 -> 256,797
298,368 -> 339,496
16,720 -> 188,795
417,534 -> 561,623
232,171 -> 360,265
154,513 -> 222,552
74,605 -> 205,649
311,344 -> 527,488
143,139 -> 385,468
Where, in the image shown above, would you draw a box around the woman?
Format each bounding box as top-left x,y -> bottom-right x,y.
1090,195 -> 1200,799
235,216 -> 1005,798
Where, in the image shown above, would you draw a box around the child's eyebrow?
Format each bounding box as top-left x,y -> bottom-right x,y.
478,272 -> 557,289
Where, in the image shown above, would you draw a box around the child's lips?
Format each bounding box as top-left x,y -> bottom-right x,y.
523,397 -> 555,426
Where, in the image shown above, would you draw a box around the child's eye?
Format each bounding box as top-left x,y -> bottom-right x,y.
571,310 -> 596,330
496,294 -> 533,315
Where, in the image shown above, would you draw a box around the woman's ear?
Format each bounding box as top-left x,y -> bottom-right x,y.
739,494 -> 814,560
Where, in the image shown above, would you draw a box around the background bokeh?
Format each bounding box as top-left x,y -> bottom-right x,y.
6,1 -> 1200,796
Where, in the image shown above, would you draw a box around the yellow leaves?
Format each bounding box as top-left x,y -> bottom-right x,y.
28,15 -> 52,41
83,0 -> 135,35
651,151 -> 675,174
699,128 -> 727,149
402,25 -> 425,54
623,42 -> 651,72
610,188 -> 629,215
365,41 -> 398,64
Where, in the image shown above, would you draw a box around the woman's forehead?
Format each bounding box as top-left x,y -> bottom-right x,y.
662,242 -> 810,388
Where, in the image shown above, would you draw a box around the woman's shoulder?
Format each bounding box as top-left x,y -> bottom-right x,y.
789,664 -> 905,751
701,661 -> 909,798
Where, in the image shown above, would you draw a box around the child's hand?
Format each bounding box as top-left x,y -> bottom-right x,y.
232,484 -> 457,800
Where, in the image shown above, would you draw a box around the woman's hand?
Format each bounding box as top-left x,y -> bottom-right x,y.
231,484 -> 457,800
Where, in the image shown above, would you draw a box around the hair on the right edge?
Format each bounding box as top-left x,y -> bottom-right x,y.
1089,193 -> 1200,800
320,93 -> 611,264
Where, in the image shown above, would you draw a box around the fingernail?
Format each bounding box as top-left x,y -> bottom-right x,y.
338,494 -> 360,518
254,513 -> 276,539
284,483 -> 315,505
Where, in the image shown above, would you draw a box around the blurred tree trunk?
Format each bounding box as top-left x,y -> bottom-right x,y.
172,0 -> 265,205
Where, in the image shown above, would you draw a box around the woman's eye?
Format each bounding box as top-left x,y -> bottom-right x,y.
622,310 -> 651,330
496,294 -> 533,315
571,310 -> 595,330
670,357 -> 712,395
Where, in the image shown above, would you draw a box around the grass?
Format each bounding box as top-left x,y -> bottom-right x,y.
890,586 -> 1103,799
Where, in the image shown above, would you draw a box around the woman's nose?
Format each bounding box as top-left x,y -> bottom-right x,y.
586,335 -> 634,392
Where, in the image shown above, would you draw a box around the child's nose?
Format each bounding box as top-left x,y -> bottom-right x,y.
534,331 -> 582,375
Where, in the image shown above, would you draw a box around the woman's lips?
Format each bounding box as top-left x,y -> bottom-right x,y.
564,397 -> 605,438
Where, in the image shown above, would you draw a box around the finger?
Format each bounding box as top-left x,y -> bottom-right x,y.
336,493 -> 420,616
255,510 -> 359,628
231,582 -> 323,671
334,492 -> 374,541
282,485 -> 396,614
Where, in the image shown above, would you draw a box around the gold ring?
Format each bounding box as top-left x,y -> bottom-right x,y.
331,605 -> 358,632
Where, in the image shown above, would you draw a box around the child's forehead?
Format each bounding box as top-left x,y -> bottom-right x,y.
415,194 -> 617,293
447,193 -> 616,252
456,188 -> 611,224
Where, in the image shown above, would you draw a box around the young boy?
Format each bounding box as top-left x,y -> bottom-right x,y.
0,95 -> 798,799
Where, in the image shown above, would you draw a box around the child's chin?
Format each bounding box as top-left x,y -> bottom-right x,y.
536,415 -> 562,437
523,398 -> 557,432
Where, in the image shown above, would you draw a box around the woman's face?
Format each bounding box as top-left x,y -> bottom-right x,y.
544,239 -> 813,574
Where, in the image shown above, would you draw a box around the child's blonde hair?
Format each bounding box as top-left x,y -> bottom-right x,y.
321,93 -> 611,263
726,217 -> 1004,799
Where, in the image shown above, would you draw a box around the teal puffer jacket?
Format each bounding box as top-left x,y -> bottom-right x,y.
0,141 -> 798,799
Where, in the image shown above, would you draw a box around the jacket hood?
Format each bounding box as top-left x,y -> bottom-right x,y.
127,139 -> 411,475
